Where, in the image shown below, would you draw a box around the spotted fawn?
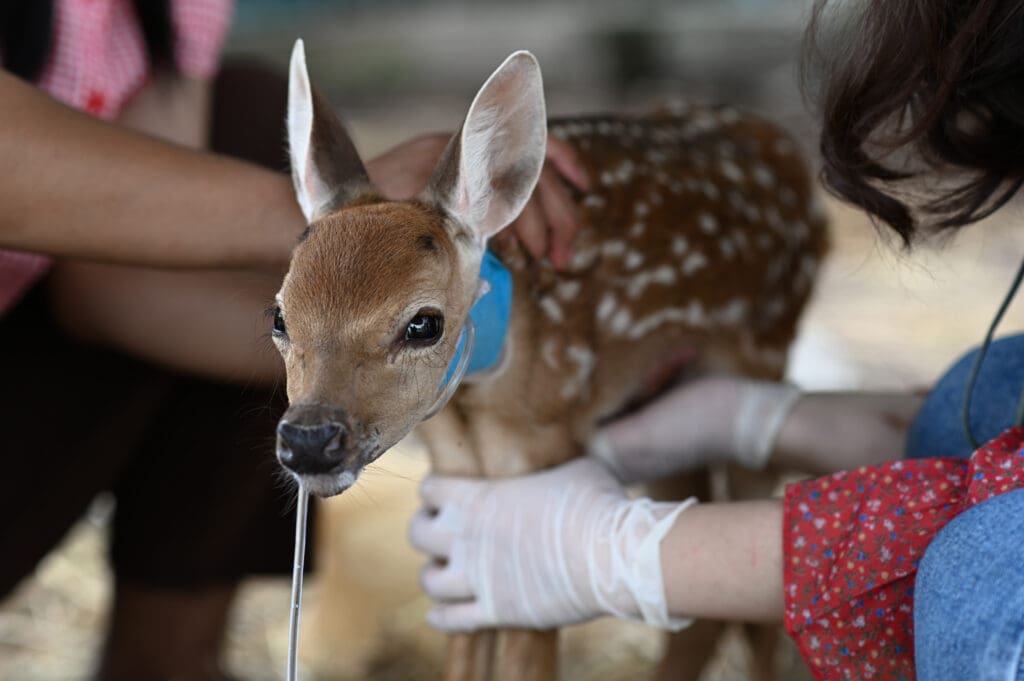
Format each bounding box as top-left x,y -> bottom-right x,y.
273,42 -> 826,681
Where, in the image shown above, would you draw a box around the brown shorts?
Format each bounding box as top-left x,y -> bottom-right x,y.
0,61 -> 311,595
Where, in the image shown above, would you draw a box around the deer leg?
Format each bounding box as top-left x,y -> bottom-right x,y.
653,619 -> 727,681
468,414 -> 574,681
744,622 -> 780,681
418,412 -> 503,681
493,630 -> 558,681
444,633 -> 497,681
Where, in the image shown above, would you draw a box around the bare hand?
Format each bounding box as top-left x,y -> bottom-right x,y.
499,135 -> 591,268
365,133 -> 590,268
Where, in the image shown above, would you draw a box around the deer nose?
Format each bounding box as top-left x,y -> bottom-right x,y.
276,421 -> 346,475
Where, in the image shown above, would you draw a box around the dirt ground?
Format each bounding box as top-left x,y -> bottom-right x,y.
5,194 -> 1024,680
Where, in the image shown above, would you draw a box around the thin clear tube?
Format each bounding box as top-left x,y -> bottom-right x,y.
286,485 -> 310,681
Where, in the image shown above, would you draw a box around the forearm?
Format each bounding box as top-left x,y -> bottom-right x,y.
0,71 -> 303,269
771,392 -> 923,474
49,262 -> 284,384
660,499 -> 784,623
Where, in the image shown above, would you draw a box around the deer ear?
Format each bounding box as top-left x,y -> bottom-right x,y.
427,51 -> 547,242
287,39 -> 371,223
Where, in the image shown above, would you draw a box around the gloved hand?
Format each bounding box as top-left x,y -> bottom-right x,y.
409,457 -> 697,633
589,376 -> 801,483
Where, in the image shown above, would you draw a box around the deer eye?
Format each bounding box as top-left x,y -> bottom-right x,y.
272,307 -> 287,338
405,310 -> 444,346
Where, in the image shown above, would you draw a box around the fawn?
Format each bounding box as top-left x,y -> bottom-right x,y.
273,40 -> 826,681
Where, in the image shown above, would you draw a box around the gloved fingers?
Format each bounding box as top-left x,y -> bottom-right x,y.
426,601 -> 488,633
408,507 -> 463,558
418,474 -> 482,511
420,560 -> 474,601
587,431 -> 630,483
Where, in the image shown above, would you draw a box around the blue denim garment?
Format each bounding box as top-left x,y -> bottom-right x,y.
914,488 -> 1024,681
906,333 -> 1024,460
907,334 -> 1024,680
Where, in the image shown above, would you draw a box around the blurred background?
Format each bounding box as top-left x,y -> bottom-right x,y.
5,0 -> 1024,679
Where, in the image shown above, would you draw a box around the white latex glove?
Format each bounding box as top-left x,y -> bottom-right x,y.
590,375 -> 801,484
409,458 -> 697,633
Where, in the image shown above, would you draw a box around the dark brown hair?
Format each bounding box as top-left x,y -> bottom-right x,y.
1,0 -> 175,83
805,0 -> 1024,245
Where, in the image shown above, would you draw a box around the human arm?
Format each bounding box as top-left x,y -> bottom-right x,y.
591,376 -> 923,482
409,457 -> 783,631
0,70 -> 304,269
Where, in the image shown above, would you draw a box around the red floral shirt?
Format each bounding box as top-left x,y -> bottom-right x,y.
783,427 -> 1024,680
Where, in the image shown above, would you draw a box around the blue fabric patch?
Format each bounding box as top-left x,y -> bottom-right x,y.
442,250 -> 512,385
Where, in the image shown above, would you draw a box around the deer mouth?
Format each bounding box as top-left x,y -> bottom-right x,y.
275,404 -> 383,496
294,468 -> 361,497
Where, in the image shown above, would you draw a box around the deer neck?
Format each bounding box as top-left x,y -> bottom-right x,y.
445,249 -> 514,385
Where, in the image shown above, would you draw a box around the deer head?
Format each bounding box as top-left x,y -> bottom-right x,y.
272,41 -> 547,496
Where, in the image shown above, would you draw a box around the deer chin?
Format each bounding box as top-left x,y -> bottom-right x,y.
276,434 -> 384,497
295,468 -> 362,498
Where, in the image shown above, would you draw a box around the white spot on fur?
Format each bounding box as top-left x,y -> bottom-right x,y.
720,158 -> 745,180
570,246 -> 598,270
715,299 -> 748,325
610,308 -> 632,336
719,239 -> 736,260
634,202 -> 650,217
596,293 -> 617,322
672,236 -> 689,255
540,296 -> 564,323
628,301 -> 708,339
699,213 -> 718,234
561,345 -> 596,399
601,171 -> 616,187
583,194 -> 606,210
624,251 -> 644,270
645,149 -> 668,165
681,252 -> 708,276
701,181 -> 720,200
541,338 -> 560,368
752,163 -> 776,188
614,159 -> 636,183
626,266 -> 677,298
602,240 -> 626,257
629,222 -> 645,238
556,280 -> 581,301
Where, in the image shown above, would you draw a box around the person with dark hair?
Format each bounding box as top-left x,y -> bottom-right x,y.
410,3 -> 1024,680
0,2 -> 586,679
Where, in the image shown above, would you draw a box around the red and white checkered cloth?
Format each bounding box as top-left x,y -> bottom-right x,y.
0,0 -> 234,314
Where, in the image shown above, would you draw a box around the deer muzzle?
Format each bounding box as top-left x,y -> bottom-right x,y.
276,403 -> 368,496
